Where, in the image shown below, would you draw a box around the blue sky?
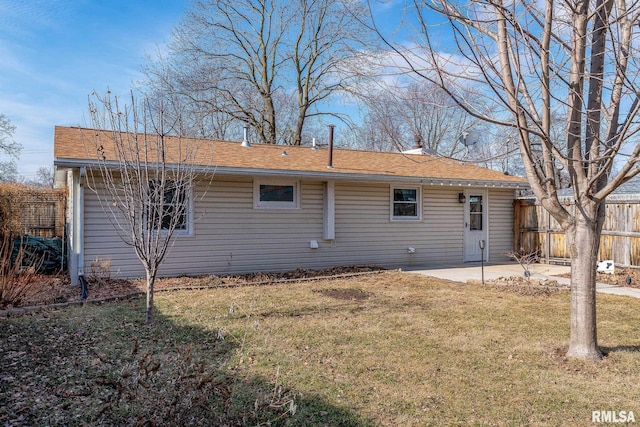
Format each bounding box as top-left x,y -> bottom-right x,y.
0,0 -> 415,180
0,0 -> 187,180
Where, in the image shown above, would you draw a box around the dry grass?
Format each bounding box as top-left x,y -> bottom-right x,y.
2,271 -> 640,425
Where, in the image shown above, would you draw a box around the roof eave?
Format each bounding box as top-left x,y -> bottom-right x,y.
54,158 -> 530,189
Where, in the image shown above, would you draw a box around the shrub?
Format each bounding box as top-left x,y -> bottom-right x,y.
0,233 -> 41,308
89,258 -> 112,284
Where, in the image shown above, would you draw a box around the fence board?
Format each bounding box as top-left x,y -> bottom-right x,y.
515,198 -> 640,267
0,184 -> 66,238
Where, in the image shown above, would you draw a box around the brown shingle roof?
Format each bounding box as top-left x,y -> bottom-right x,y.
54,126 -> 528,187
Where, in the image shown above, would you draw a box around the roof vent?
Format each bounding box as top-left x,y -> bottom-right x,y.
413,134 -> 423,149
241,124 -> 251,147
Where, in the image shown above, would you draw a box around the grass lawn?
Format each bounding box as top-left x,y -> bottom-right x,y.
2,271 -> 640,426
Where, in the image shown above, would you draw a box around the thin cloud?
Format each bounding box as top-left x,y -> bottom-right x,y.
0,0 -> 72,36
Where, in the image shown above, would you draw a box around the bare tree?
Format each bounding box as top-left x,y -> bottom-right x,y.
0,162 -> 19,184
0,115 -> 20,158
143,0 -> 371,145
286,0 -> 370,145
27,166 -> 55,188
356,80 -> 484,155
86,92 -> 206,324
376,1 -> 640,359
0,115 -> 21,183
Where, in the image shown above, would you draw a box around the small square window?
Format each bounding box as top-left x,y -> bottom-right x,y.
254,180 -> 300,209
391,187 -> 421,220
260,184 -> 294,203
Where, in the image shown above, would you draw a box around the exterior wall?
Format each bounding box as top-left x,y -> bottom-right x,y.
83,176 -> 328,278
82,175 -> 517,278
83,176 -> 138,278
488,188 -> 517,262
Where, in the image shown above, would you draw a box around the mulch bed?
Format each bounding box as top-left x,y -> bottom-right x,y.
481,265 -> 640,297
556,266 -> 640,289
1,266 -> 385,310
6,264 -> 637,311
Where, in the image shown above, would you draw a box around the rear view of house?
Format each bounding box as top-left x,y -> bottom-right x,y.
53,126 -> 528,283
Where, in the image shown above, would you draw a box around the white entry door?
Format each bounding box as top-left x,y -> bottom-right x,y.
464,189 -> 488,262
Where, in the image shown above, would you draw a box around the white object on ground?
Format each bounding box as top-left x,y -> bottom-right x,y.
596,260 -> 615,275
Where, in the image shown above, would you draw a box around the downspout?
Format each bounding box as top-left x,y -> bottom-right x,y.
79,167 -> 85,274
64,169 -> 75,285
323,181 -> 335,240
68,170 -> 78,286
77,167 -> 87,298
69,167 -> 87,299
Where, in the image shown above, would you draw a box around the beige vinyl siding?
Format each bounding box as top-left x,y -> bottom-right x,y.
488,188 -> 517,262
330,183 -> 464,267
84,176 -> 327,278
83,174 -> 516,278
422,187 -> 465,264
169,177 -> 325,275
83,179 -> 139,277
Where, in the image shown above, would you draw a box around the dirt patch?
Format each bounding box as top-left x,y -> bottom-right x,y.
314,288 -> 374,300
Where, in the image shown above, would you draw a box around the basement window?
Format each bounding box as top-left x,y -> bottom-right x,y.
254,180 -> 300,209
391,187 -> 421,221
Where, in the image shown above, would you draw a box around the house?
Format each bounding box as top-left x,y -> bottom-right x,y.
53,126 -> 529,283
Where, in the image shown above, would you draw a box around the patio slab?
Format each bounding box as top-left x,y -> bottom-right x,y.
402,262 -> 640,299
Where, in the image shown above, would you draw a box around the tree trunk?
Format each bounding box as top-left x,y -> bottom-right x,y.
293,105 -> 306,146
565,217 -> 603,360
145,269 -> 156,325
264,96 -> 277,144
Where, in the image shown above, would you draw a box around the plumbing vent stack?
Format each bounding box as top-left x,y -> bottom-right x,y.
327,124 -> 335,168
241,124 -> 251,147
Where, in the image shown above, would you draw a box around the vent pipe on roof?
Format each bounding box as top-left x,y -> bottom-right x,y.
241,124 -> 251,147
327,124 -> 335,169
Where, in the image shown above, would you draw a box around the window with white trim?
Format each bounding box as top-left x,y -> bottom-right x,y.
148,179 -> 192,235
391,187 -> 421,220
254,180 -> 300,209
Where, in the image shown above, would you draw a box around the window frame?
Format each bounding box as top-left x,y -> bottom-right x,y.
253,179 -> 301,209
147,179 -> 194,237
390,186 -> 422,221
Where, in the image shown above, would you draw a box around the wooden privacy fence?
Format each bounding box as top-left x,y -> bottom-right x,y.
514,197 -> 640,267
0,183 -> 66,238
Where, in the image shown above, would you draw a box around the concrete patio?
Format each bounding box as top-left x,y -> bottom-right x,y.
402,262 -> 640,299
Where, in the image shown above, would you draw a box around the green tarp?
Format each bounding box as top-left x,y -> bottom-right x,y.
12,235 -> 65,274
